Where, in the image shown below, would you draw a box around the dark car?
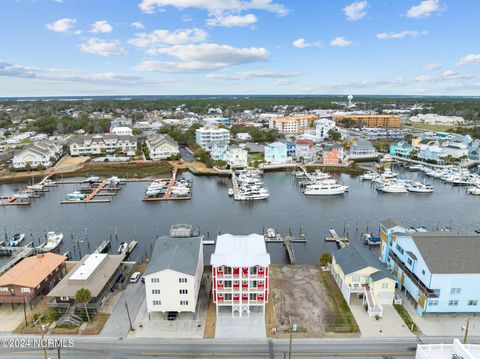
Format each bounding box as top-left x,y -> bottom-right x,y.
167,311 -> 177,321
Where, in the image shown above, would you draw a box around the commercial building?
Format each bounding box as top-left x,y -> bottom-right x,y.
0,253 -> 66,304
410,114 -> 465,126
144,235 -> 203,314
331,246 -> 396,318
69,134 -> 137,156
379,219 -> 480,316
195,127 -> 230,152
48,253 -> 125,314
211,234 -> 271,318
334,114 -> 401,128
269,115 -> 317,134
146,134 -> 179,160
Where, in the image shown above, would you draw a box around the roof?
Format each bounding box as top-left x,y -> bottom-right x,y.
411,232 -> 480,274
333,246 -> 395,280
69,133 -> 137,145
145,236 -> 202,277
272,115 -> 316,123
211,234 -> 271,267
47,254 -> 124,298
380,218 -> 398,229
295,139 -> 314,145
147,134 -> 178,149
352,139 -> 374,148
0,253 -> 66,288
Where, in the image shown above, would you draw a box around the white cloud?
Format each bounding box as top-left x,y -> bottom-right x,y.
138,0 -> 289,16
129,28 -> 207,49
343,1 -> 367,21
292,38 -> 322,49
423,63 -> 440,71
209,70 -> 301,80
455,54 -> 480,67
134,43 -> 269,72
207,14 -> 257,27
79,38 -> 128,57
376,30 -> 428,40
46,18 -> 77,33
90,20 -> 113,33
406,0 -> 443,19
53,0 -> 64,3
330,37 -> 352,47
131,22 -> 145,29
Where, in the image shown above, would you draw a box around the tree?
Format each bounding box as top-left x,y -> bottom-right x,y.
328,129 -> 341,141
75,288 -> 92,323
319,252 -> 332,266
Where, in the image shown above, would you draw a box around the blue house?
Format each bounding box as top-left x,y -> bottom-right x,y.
379,219 -> 480,316
389,140 -> 413,158
285,141 -> 296,158
264,142 -> 288,164
418,144 -> 444,162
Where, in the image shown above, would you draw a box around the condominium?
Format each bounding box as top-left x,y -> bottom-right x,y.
195,126 -> 230,151
269,115 -> 317,134
211,234 -> 270,318
334,114 -> 401,128
69,134 -> 137,156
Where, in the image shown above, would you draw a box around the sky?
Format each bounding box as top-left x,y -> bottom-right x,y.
1,0 -> 480,97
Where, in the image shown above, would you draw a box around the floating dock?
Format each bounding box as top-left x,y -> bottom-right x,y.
94,240 -> 111,254
325,229 -> 349,248
143,164 -> 192,202
0,196 -> 31,206
61,180 -> 120,204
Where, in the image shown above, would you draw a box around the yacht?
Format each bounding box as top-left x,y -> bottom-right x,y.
118,242 -> 128,254
238,191 -> 269,200
407,182 -> 434,193
27,184 -> 44,191
38,232 -> 63,252
304,182 -> 349,196
66,191 -> 86,201
145,188 -> 161,197
6,233 -> 25,247
408,164 -> 424,172
266,228 -> 276,239
376,181 -> 407,193
361,171 -> 376,181
84,176 -> 99,183
467,186 -> 480,195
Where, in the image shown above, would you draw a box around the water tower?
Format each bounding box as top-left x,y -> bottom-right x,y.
347,94 -> 354,108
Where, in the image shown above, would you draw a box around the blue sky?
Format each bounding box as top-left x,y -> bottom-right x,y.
1,0 -> 480,97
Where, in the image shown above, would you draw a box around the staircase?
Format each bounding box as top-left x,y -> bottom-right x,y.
56,305 -> 82,327
363,285 -> 383,318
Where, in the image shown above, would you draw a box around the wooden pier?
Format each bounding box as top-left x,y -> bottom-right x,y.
325,229 -> 349,248
0,196 -> 31,206
94,240 -> 111,254
283,235 -> 296,264
61,180 -> 121,204
143,164 -> 192,202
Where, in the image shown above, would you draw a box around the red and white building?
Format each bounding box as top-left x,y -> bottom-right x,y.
211,234 -> 271,318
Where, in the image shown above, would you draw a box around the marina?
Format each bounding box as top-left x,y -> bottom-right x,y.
143,164 -> 192,201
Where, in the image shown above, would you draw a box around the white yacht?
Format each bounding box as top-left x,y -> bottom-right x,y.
84,176 -> 99,183
377,181 -> 407,193
407,182 -> 434,193
304,182 -> 349,196
467,186 -> 480,195
361,171 -> 376,181
408,164 -> 424,172
38,232 -> 63,252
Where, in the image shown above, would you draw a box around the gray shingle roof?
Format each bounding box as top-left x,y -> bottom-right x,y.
411,232 -> 480,274
145,236 -> 202,276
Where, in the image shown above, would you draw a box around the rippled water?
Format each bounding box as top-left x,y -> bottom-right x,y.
1,167 -> 478,264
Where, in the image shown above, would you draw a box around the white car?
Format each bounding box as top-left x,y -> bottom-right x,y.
129,272 -> 141,283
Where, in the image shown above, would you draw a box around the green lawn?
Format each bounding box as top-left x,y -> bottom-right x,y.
394,304 -> 421,334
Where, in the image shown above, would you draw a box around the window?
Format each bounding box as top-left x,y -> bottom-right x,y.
151,278 -> 159,283
429,300 -> 439,306
450,288 -> 461,295
20,288 -> 31,293
152,289 -> 160,294
60,296 -> 70,301
351,275 -> 360,282
180,300 -> 189,305
468,300 -> 478,306
179,289 -> 188,295
407,258 -> 413,266
395,244 -> 404,255
381,282 -> 389,289
179,278 -> 187,283
448,300 -> 459,306
0,287 -> 8,292
421,270 -> 425,275
153,300 -> 161,306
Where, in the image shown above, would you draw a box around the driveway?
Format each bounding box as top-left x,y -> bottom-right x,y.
215,307 -> 266,339
100,280 -> 145,338
0,303 -> 24,332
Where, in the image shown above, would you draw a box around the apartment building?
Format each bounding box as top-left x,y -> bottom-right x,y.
195,126 -> 230,152
69,134 -> 138,156
269,115 -> 317,134
12,140 -> 61,169
146,134 -> 179,160
334,114 -> 401,128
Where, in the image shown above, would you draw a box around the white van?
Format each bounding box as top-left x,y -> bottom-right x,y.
129,272 -> 141,283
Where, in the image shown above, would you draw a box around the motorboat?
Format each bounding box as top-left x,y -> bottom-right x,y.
145,188 -> 161,197
467,186 -> 480,195
362,233 -> 381,245
6,233 -> 25,247
118,242 -> 128,254
382,168 -> 397,179
13,193 -> 30,200
38,231 -> 63,252
304,182 -> 349,195
172,186 -> 190,196
407,182 -> 434,193
266,228 -> 276,239
238,191 -> 269,200
376,181 -> 407,193
27,184 -> 44,191
228,188 -> 234,196
66,191 -> 86,201
361,171 -> 376,181
408,164 -> 424,172
380,154 -> 393,163
84,176 -> 99,183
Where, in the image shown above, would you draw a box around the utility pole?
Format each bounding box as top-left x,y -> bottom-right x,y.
23,296 -> 27,326
125,302 -> 134,332
33,315 -> 48,359
464,317 -> 470,344
288,315 -> 293,359
57,346 -> 61,359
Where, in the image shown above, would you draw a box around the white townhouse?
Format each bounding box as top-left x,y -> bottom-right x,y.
12,140 -> 61,169
315,118 -> 336,140
69,134 -> 137,156
146,134 -> 179,160
144,236 -> 204,314
195,126 -> 230,151
111,127 -> 133,136
224,146 -> 248,169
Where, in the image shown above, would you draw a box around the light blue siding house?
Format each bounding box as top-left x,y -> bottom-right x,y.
264,142 -> 288,164
379,219 -> 480,316
389,140 -> 413,158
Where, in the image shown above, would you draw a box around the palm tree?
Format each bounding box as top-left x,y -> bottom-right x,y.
319,252 -> 333,266
75,288 -> 92,323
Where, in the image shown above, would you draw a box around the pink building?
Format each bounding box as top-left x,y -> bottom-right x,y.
211,234 -> 271,318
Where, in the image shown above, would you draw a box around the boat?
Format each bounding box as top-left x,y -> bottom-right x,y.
377,181 -> 407,193
408,164 -> 424,172
84,176 -> 99,183
228,188 -> 234,196
27,184 -> 44,191
467,186 -> 480,195
12,193 -> 30,200
407,182 -> 434,193
66,191 -> 86,200
362,233 -> 381,245
118,242 -> 128,254
304,182 -> 349,196
380,154 -> 393,163
43,179 -> 57,187
361,171 -> 376,181
63,251 -> 71,260
145,188 -> 161,197
38,231 -> 63,252
6,233 -> 25,247
266,228 -> 276,239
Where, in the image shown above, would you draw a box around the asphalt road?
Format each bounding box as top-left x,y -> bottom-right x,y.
2,336 -> 477,359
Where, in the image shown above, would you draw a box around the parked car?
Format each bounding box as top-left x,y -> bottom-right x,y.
129,272 -> 141,283
167,311 -> 178,321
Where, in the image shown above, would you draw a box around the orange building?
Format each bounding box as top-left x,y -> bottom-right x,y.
269,115 -> 317,134
334,114 -> 401,128
323,145 -> 344,165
